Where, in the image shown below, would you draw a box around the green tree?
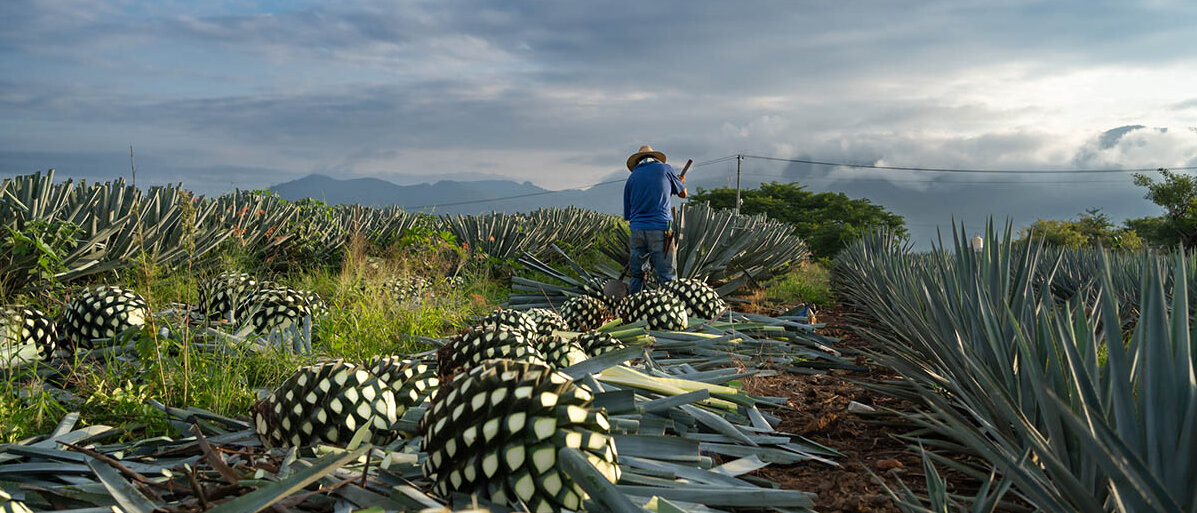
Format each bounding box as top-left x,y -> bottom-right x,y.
688,182 -> 906,259
1130,168 -> 1197,248
1019,219 -> 1087,249
1018,209 -> 1143,250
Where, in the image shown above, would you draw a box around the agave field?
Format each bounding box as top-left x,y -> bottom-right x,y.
833,223 -> 1196,513
3,169 -> 1192,513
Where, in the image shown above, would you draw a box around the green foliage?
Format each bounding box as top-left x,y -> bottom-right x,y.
764,262 -> 834,307
1,219 -> 82,293
689,181 -> 906,259
1130,168 -> 1197,248
0,375 -> 69,443
1018,208 -> 1142,250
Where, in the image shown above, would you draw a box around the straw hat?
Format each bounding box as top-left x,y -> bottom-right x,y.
626,145 -> 667,171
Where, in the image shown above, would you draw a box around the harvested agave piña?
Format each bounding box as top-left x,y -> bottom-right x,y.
242,287 -> 313,334
573,330 -> 627,358
524,308 -> 569,337
537,335 -> 589,368
617,290 -> 688,330
437,325 -> 548,377
559,295 -> 612,332
660,278 -> 727,319
475,308 -> 538,339
59,286 -> 149,349
252,360 -> 399,448
367,356 -> 440,412
198,272 -> 259,321
420,359 -> 619,513
0,306 -> 62,361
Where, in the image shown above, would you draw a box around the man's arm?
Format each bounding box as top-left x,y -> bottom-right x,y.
668,168 -> 687,198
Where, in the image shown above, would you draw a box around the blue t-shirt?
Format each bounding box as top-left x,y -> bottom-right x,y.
623,160 -> 684,231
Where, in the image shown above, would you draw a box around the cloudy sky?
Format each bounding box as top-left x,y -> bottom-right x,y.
3,0 -> 1197,244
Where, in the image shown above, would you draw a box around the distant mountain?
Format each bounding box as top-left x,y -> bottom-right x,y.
269,173 -> 628,215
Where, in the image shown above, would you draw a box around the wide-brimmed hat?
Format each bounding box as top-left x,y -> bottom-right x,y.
626,145 -> 667,171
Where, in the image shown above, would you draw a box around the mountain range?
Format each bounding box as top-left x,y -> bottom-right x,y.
269,173 -> 630,215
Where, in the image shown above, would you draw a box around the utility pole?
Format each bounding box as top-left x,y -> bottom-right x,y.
735,154 -> 742,215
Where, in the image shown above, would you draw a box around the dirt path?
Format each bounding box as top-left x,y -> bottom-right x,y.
739,307 -> 973,512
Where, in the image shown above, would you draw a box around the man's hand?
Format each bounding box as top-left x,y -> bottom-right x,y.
678,187 -> 688,199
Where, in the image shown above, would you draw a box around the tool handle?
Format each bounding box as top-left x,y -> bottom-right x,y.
679,159 -> 694,179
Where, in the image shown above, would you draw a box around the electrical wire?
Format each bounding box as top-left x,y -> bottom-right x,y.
740,154 -> 1197,174
737,172 -> 1135,185
405,155 -> 737,209
403,151 -> 1194,209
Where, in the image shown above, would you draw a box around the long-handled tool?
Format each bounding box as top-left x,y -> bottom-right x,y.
603,158 -> 694,303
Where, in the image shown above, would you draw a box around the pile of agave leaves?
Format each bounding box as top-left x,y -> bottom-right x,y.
0,290 -> 864,513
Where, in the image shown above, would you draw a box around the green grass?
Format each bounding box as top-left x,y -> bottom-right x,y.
1,251 -> 510,443
763,261 -> 834,307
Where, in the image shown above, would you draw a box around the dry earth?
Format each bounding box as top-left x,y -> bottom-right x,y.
739,307 -> 980,513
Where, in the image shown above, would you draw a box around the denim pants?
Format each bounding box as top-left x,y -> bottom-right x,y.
628,229 -> 677,294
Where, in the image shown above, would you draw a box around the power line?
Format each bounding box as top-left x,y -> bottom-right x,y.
404,155 -> 735,210
737,172 -> 1134,185
740,154 -> 1197,174
402,151 -> 1195,210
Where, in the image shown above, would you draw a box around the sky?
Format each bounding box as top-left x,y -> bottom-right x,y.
3,0 -> 1197,245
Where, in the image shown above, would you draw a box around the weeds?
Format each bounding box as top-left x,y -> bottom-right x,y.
2,237 -> 507,440
764,261 -> 834,307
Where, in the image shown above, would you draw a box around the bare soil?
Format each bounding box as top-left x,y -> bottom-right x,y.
739,307 -> 979,512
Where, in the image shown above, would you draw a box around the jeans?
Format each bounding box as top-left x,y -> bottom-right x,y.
628,229 -> 677,294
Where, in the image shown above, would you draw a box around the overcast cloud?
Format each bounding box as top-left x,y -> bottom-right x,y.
3,0 -> 1197,245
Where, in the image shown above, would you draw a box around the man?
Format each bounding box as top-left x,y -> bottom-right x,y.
623,145 -> 687,294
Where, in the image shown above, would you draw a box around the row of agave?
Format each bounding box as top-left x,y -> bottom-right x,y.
510,202 -> 810,312
596,202 -> 810,288
833,221 -> 1196,513
1,171 -> 621,296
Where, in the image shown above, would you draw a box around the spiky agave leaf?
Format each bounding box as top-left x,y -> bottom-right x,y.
559,296 -> 612,332
367,356 -> 440,412
252,360 -> 399,448
0,306 -> 63,361
242,287 -> 313,335
475,308 -> 538,339
59,286 -> 149,350
0,488 -> 34,513
438,326 -> 548,377
660,278 -> 727,319
617,290 -> 688,330
420,359 -> 620,513
573,331 -> 627,358
198,272 -> 260,321
525,308 -> 569,337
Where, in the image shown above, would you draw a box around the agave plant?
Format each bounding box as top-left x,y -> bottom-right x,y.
834,221 -> 1197,513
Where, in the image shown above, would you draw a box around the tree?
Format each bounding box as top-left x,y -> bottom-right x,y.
1017,209 -> 1142,250
1019,219 -> 1087,249
688,182 -> 906,259
1130,169 -> 1197,248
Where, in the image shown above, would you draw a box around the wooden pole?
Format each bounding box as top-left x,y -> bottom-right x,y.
735,154 -> 742,215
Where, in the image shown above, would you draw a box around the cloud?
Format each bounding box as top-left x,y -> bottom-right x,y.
4,0 -> 1197,200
